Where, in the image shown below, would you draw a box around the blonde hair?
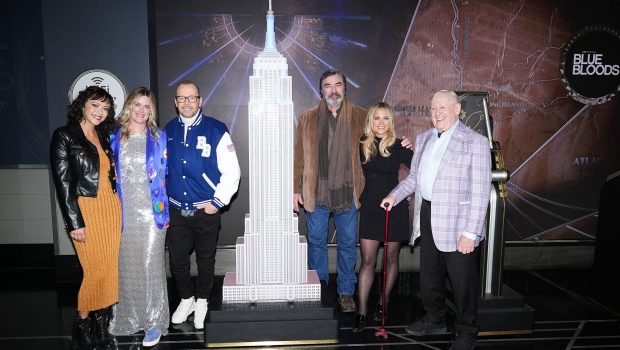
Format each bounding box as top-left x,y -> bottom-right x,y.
361,102 -> 396,164
117,87 -> 159,142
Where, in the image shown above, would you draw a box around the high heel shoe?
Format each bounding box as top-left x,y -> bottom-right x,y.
352,314 -> 366,333
373,303 -> 389,322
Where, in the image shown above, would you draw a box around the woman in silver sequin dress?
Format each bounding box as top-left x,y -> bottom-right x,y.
109,87 -> 170,347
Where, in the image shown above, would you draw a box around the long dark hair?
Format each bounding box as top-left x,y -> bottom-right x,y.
67,86 -> 116,133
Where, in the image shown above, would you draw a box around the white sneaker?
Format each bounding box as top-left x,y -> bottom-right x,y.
193,298 -> 208,330
171,297 -> 195,324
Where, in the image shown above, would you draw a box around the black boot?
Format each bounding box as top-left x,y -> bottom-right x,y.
72,315 -> 97,350
92,307 -> 117,350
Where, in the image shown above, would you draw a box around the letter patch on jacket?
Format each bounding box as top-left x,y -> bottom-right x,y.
196,136 -> 211,157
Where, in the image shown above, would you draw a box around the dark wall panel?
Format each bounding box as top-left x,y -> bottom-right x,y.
0,0 -> 49,164
42,0 -> 152,142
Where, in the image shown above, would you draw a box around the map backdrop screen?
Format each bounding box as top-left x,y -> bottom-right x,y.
154,0 -> 620,246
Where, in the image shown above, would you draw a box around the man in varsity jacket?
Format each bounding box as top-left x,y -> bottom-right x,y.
165,80 -> 241,330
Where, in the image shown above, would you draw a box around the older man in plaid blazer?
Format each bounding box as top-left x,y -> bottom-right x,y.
382,90 -> 491,350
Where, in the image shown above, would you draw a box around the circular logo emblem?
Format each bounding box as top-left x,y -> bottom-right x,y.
154,201 -> 165,213
68,69 -> 127,118
560,26 -> 620,105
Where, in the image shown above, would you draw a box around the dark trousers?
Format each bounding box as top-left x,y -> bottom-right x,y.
167,207 -> 221,300
419,199 -> 480,336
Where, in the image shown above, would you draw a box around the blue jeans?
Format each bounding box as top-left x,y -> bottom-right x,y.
306,200 -> 358,295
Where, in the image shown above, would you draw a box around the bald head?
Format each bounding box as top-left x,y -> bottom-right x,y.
430,90 -> 461,132
432,90 -> 459,104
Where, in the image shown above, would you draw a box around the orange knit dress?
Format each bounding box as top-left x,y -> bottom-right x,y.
74,150 -> 122,311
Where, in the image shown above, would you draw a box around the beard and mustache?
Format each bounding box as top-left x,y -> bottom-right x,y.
325,93 -> 343,107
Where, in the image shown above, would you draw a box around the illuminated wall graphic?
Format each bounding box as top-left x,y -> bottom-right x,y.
155,0 -> 417,245
155,0 -> 620,246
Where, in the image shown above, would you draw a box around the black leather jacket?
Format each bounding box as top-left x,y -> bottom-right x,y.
50,123 -> 117,232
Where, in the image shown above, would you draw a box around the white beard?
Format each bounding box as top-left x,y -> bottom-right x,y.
325,96 -> 343,107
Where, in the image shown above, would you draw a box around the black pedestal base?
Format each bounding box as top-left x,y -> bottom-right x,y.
446,284 -> 534,335
477,285 -> 534,335
204,301 -> 338,348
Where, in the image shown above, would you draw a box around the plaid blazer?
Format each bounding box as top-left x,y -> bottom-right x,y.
390,121 -> 491,252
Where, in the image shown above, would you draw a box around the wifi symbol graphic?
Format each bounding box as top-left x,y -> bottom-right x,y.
91,77 -> 104,85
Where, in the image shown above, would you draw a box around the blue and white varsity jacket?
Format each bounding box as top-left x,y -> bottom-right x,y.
165,111 -> 241,210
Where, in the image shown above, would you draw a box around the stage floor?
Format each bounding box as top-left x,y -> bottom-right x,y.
1,267 -> 618,349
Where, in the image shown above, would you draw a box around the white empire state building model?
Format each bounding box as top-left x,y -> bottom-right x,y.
222,1 -> 321,303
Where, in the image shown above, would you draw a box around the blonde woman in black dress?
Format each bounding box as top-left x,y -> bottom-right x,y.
353,102 -> 413,332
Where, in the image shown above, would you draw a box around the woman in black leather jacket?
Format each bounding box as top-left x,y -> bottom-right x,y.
50,86 -> 122,350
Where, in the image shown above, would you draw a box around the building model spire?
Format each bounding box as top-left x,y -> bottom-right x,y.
264,0 -> 277,52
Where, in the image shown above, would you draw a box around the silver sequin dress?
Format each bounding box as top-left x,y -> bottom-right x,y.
109,132 -> 169,335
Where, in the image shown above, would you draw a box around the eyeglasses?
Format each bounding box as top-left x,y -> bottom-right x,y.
175,95 -> 200,103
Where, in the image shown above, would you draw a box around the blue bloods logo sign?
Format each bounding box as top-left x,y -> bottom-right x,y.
560,26 -> 620,105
